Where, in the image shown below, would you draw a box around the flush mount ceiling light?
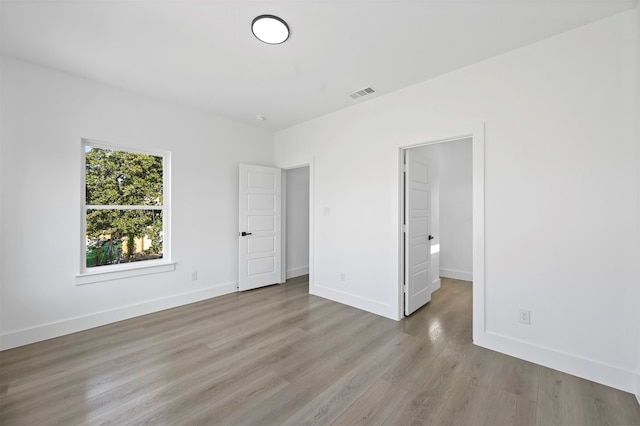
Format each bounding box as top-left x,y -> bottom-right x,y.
252,15 -> 289,44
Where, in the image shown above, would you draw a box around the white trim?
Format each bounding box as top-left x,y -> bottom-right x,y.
309,159 -> 315,290
0,281 -> 237,350
281,170 -> 288,283
163,149 -> 172,266
431,277 -> 442,292
312,284 -> 396,320
286,266 -> 309,279
440,268 -> 473,281
474,331 -> 639,394
81,138 -> 169,158
471,122 -> 486,341
398,148 -> 406,319
80,140 -> 88,272
76,260 -> 176,285
86,205 -> 164,210
636,373 -> 640,405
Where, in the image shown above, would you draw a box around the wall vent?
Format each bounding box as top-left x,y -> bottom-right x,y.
348,86 -> 376,99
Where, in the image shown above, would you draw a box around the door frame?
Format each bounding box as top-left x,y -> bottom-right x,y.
280,161 -> 314,290
398,124 -> 485,342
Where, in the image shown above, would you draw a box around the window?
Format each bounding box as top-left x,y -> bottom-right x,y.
79,140 -> 172,282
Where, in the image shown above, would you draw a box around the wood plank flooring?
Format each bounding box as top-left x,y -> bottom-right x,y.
1,276 -> 639,425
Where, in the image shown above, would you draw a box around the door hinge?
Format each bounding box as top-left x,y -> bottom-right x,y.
403,163 -> 408,173
403,224 -> 407,233
403,283 -> 407,292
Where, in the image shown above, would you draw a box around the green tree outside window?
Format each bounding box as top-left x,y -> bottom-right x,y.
84,145 -> 165,268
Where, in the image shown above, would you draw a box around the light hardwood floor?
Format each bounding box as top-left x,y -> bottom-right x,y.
1,276 -> 639,425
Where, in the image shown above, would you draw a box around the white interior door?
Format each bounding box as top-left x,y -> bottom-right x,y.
404,150 -> 432,315
239,164 -> 282,291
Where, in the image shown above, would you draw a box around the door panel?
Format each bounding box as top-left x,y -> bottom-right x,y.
248,237 -> 275,254
405,150 -> 432,315
248,194 -> 275,210
239,164 -> 282,291
247,215 -> 276,231
247,257 -> 275,276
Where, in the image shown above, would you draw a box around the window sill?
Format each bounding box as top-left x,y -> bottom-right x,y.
76,261 -> 176,285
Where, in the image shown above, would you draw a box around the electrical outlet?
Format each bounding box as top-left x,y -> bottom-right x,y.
340,272 -> 346,282
518,309 -> 530,325
191,271 -> 198,281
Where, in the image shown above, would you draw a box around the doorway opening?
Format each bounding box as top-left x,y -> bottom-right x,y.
399,128 -> 485,343
238,163 -> 312,292
282,165 -> 311,290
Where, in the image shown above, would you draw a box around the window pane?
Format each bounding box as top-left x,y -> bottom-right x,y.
86,209 -> 163,268
85,147 -> 163,206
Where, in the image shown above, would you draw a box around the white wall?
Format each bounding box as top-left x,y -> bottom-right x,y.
635,3 -> 640,405
438,139 -> 472,281
0,56 -> 275,349
285,166 -> 310,278
275,11 -> 639,393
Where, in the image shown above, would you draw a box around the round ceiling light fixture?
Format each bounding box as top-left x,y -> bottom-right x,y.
252,15 -> 289,44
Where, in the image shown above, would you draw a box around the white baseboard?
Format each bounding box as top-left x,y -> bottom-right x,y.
440,268 -> 473,281
635,373 -> 640,405
431,278 -> 441,293
0,281 -> 238,350
286,266 -> 309,279
474,330 -> 637,394
311,284 -> 397,321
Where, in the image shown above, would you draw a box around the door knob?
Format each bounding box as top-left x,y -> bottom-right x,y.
428,235 -> 434,240
241,232 -> 252,236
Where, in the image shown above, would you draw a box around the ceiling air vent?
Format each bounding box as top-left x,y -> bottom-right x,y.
348,86 -> 376,100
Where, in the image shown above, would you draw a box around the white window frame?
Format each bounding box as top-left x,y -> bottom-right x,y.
76,139 -> 174,285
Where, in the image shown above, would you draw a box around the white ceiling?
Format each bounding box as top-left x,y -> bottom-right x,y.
1,0 -> 636,131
